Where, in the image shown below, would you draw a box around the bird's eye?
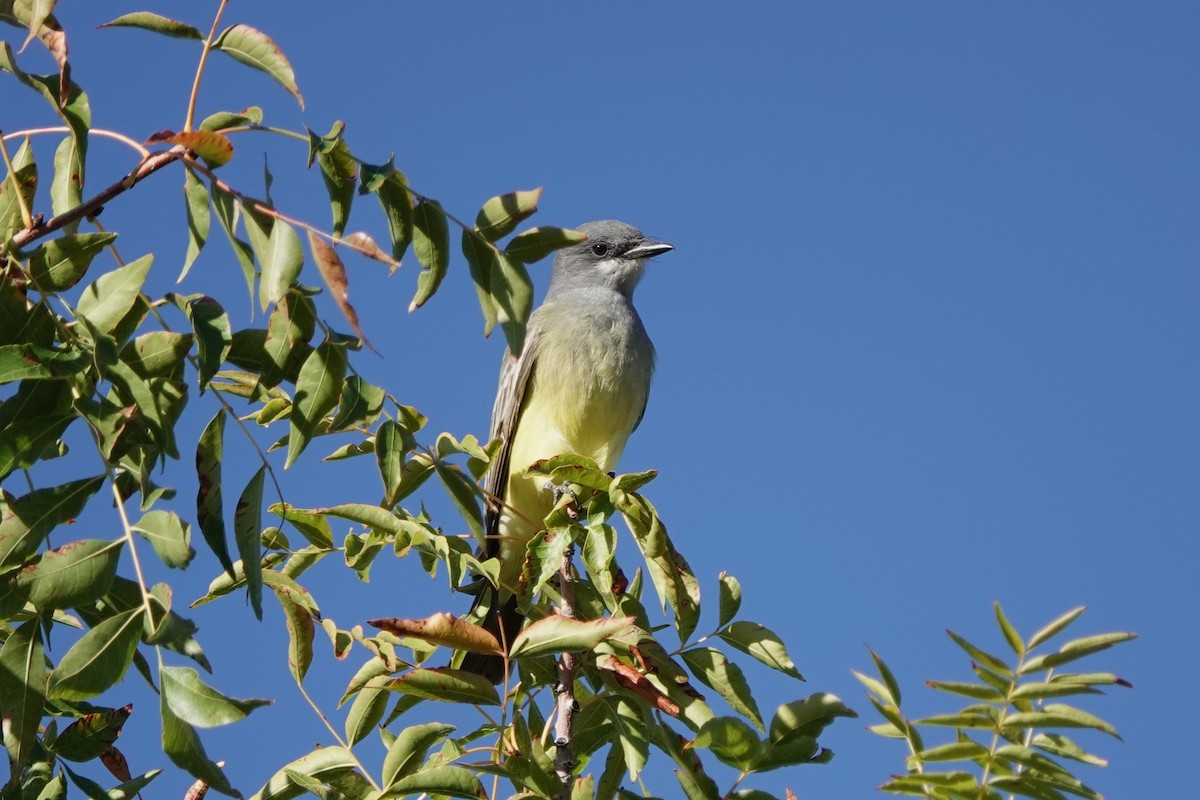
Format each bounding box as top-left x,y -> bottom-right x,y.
591,243 -> 610,257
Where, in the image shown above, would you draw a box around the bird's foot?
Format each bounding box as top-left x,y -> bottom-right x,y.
545,480 -> 581,520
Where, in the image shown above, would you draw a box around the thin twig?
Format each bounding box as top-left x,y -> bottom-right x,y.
2,126 -> 150,158
7,146 -> 186,252
183,0 -> 230,132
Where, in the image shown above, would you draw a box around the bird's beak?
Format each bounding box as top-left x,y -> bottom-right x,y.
625,240 -> 674,260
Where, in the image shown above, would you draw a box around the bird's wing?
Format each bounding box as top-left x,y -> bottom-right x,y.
481,320 -> 540,558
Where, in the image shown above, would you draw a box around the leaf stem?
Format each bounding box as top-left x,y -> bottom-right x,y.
183,0 -> 231,132
295,681 -> 382,792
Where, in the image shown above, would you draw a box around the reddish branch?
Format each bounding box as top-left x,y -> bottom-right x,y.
5,146 -> 187,254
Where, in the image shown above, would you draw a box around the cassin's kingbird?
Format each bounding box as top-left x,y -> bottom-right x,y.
462,220 -> 673,681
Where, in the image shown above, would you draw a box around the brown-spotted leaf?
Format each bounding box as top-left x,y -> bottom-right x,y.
144,131 -> 233,167
369,612 -> 501,655
306,230 -> 372,349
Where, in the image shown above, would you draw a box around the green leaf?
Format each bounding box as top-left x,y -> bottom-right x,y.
717,572 -> 741,628
49,609 -> 141,701
329,376 -> 385,432
0,136 -> 36,245
28,233 -> 116,291
270,503 -> 334,549
307,122 -> 356,237
681,647 -> 763,731
461,231 -> 532,352
160,693 -> 237,796
75,254 -> 152,334
411,199 -> 450,311
0,380 -> 73,480
509,614 -> 633,659
234,467 -> 267,619
381,722 -> 455,787
926,680 -> 1004,702
375,419 -> 408,507
121,330 -> 193,379
387,668 -> 500,706
209,183 -> 256,299
17,538 -> 123,610
768,693 -> 855,744
474,188 -> 541,241
359,158 -> 413,264
270,579 -> 315,683
162,665 -> 271,728
0,475 -> 104,571
0,343 -> 90,382
386,765 -> 486,800
52,704 -> 132,763
1028,607 -> 1087,650
172,294 -> 232,390
1021,632 -> 1138,674
133,509 -> 194,569
200,106 -> 264,132
619,493 -> 700,643
179,168 -> 210,282
50,134 -> 82,221
257,218 -> 303,310
503,225 -> 586,264
248,747 -> 361,800
343,675 -> 390,746
693,716 -> 762,771
286,340 -> 348,468
611,698 -> 650,781
0,619 -> 46,769
196,410 -> 235,576
212,24 -> 303,107
946,629 -> 1012,676
1005,705 -> 1120,737
99,12 -> 203,39
429,457 -> 482,540
994,601 -> 1025,656
916,740 -> 990,762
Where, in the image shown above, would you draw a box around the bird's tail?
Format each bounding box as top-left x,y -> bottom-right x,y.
459,590 -> 524,684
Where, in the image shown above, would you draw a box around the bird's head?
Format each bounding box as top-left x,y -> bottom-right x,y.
547,220 -> 673,299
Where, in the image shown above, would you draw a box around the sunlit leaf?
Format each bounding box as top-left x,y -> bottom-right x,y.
99,12 -> 202,39
212,24 -> 303,107
381,722 -> 455,787
503,225 -> 586,264
369,612 -> 501,655
76,254 -> 152,334
681,647 -> 763,731
410,199 -> 450,311
162,665 -> 271,728
28,232 -> 116,291
49,609 -> 141,701
286,338 -> 347,468
0,619 -> 46,768
133,509 -> 194,569
474,188 -> 541,241
718,621 -> 804,680
387,668 -> 500,706
17,538 -> 123,610
387,765 -> 486,800
161,693 -> 236,796
509,614 -> 633,659
307,122 -> 356,237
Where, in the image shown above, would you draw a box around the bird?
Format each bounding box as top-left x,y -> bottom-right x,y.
461,220 -> 673,682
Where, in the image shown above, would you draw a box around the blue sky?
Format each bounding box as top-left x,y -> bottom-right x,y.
4,2 -> 1197,798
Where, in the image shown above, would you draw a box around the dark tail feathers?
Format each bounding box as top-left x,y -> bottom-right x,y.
459,593 -> 524,684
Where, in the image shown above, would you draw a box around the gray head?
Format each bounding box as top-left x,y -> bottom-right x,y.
546,220 -> 673,300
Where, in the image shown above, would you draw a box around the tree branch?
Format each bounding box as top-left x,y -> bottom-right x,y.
6,146 -> 187,254
553,540 -> 578,799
